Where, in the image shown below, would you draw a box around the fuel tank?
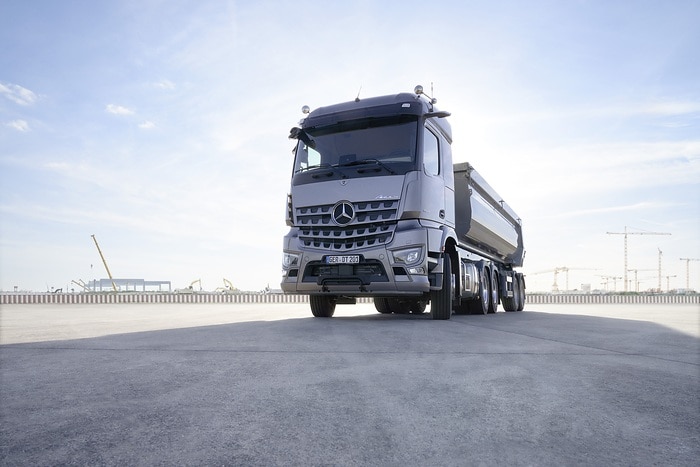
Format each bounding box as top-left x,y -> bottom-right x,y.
453,162 -> 525,267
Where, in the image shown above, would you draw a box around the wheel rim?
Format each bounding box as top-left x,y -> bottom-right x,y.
490,272 -> 498,311
481,270 -> 490,312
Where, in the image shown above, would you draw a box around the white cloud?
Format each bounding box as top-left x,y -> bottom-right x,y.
139,120 -> 156,129
6,119 -> 30,132
0,82 -> 38,106
105,104 -> 134,115
154,80 -> 176,90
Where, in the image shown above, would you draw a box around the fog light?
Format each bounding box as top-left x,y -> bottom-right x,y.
392,247 -> 423,265
283,253 -> 300,268
408,267 -> 425,275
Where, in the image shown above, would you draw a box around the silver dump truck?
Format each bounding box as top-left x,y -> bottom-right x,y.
282,86 -> 525,319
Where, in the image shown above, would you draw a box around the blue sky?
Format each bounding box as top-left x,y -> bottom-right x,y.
1,0 -> 699,293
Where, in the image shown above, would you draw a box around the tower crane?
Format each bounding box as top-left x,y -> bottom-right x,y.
657,248 -> 664,292
679,258 -> 699,290
627,269 -> 655,292
664,275 -> 677,292
91,234 -> 117,292
606,226 -> 671,292
529,267 -> 597,292
596,275 -> 622,292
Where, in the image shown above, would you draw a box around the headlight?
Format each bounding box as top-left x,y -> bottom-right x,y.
283,253 -> 300,268
392,247 -> 423,265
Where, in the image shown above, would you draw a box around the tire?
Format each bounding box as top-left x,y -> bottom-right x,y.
504,274 -> 518,312
410,300 -> 427,314
488,270 -> 499,314
389,299 -> 411,314
469,268 -> 490,315
374,297 -> 392,314
310,295 -> 336,317
516,274 -> 526,312
430,254 -> 453,320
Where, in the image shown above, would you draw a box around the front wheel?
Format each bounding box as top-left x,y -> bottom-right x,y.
430,254 -> 453,320
310,295 -> 336,317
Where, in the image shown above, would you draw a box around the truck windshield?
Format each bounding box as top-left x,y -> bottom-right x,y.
292,116 -> 419,180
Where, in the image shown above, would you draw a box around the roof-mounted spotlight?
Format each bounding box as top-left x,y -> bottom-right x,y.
414,84 -> 437,104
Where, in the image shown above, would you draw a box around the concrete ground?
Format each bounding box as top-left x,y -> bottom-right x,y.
1,303 -> 698,466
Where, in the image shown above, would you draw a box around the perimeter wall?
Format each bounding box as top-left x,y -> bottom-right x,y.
1,293 -> 698,305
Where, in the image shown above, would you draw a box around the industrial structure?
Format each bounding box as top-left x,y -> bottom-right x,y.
606,227 -> 671,292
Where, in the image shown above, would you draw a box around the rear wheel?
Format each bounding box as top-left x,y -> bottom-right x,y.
504,274 -> 519,312
410,299 -> 427,314
488,270 -> 499,314
430,254 -> 453,320
374,297 -> 392,314
310,295 -> 336,317
516,274 -> 526,311
469,268 -> 490,315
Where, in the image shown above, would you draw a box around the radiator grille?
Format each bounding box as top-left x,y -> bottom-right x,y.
296,200 -> 399,251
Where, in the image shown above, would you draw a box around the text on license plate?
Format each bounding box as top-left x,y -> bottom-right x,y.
326,255 -> 360,264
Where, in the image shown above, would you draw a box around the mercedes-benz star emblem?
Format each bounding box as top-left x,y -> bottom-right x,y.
332,201 -> 355,226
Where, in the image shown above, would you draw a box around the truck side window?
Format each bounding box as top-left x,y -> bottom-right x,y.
423,126 -> 440,176
296,142 -> 321,171
306,144 -> 321,167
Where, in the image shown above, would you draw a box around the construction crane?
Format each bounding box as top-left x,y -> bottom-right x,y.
71,279 -> 91,292
657,248 -> 662,292
596,275 -> 621,292
530,267 -> 597,292
606,226 -> 671,292
664,275 -> 677,292
679,258 -> 699,290
91,234 -> 117,292
627,269 -> 655,292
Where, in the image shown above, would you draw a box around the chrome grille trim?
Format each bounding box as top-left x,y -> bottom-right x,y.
296,200 -> 399,251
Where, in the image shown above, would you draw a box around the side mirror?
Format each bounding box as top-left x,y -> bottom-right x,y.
425,111 -> 451,118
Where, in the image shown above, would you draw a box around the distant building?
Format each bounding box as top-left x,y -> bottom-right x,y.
87,279 -> 171,292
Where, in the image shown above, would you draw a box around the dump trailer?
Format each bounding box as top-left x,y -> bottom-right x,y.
281,86 -> 525,319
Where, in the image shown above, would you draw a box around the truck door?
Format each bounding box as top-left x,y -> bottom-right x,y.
422,124 -> 454,226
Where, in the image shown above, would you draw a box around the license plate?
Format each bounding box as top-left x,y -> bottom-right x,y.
326,255 -> 360,264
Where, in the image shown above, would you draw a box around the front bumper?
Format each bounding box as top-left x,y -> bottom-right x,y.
281,223 -> 433,296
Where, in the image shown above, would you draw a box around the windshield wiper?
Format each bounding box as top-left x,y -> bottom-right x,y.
339,158 -> 396,175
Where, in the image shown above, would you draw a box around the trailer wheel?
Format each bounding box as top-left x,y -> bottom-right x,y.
310,295 -> 336,317
430,254 -> 453,320
517,274 -> 526,312
374,297 -> 392,314
504,274 -> 519,312
488,270 -> 499,313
